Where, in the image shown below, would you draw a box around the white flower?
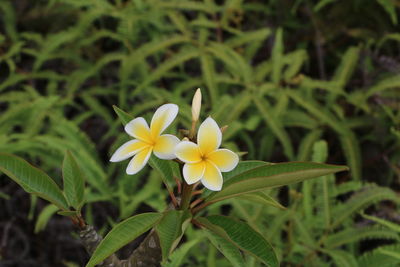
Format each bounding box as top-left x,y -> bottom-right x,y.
110,104 -> 180,175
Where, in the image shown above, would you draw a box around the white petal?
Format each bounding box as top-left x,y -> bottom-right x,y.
153,134 -> 180,159
183,162 -> 205,184
197,117 -> 222,155
175,141 -> 202,163
124,117 -> 152,143
126,147 -> 152,175
201,161 -> 223,191
150,103 -> 179,138
110,139 -> 149,162
207,149 -> 239,172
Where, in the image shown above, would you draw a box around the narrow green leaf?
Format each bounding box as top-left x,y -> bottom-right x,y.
201,52 -> 218,106
324,226 -> 399,248
161,238 -> 201,267
271,28 -> 283,84
112,105 -> 134,125
34,204 -> 59,233
238,192 -> 286,210
148,155 -> 177,194
58,210 -> 78,217
198,215 -> 279,267
202,161 -> 269,198
377,0 -> 398,25
322,249 -> 358,267
361,213 -> 400,232
253,96 -> 294,160
358,244 -> 400,267
86,212 -> 163,267
204,229 -> 246,267
331,185 -> 400,229
332,46 -> 360,90
206,162 -> 348,203
156,210 -> 192,261
0,153 -> 68,210
62,151 -> 85,210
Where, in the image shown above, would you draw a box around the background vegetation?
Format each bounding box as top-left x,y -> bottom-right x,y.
0,0 -> 399,266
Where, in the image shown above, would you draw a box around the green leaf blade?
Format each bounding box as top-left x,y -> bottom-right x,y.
62,150 -> 85,210
206,161 -> 348,203
199,215 -> 279,267
0,153 -> 68,210
204,229 -> 246,267
156,210 -> 192,261
86,212 -> 163,267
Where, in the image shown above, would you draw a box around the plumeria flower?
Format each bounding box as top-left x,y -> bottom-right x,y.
175,117 -> 239,191
110,104 -> 180,175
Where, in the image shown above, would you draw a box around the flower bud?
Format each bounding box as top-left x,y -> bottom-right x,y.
191,88 -> 202,122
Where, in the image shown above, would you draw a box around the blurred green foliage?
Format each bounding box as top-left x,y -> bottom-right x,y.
1,0 -> 399,266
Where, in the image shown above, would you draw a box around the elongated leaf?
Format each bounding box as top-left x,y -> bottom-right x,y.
331,185 -> 400,229
358,244 -> 400,267
377,0 -> 398,25
113,105 -> 134,125
324,226 -> 399,248
361,213 -> 400,232
271,28 -> 283,84
206,162 -> 348,203
204,229 -> 246,267
34,204 -> 59,233
162,239 -> 201,267
0,153 -> 68,210
253,96 -> 294,159
202,161 -> 269,198
86,212 -> 163,267
238,192 -> 285,210
198,215 -> 279,267
201,52 -> 218,106
332,47 -> 360,90
322,249 -> 358,267
156,210 -> 191,261
148,155 -> 177,194
62,151 -> 85,210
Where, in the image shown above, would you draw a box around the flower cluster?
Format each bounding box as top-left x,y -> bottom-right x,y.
110,90 -> 238,191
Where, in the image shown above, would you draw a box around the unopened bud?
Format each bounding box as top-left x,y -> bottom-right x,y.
191,88 -> 202,122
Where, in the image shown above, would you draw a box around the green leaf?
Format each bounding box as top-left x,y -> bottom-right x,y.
204,229 -> 246,267
0,153 -> 68,210
62,151 -> 85,210
198,215 -> 279,267
331,185 -> 400,229
271,28 -> 283,84
361,212 -> 400,232
377,0 -> 398,25
237,192 -> 286,210
322,249 -> 358,267
358,244 -> 400,267
148,155 -> 177,194
332,46 -> 360,90
156,210 -> 192,261
161,238 -> 201,267
206,161 -> 348,203
58,210 -> 78,217
253,96 -> 294,160
324,226 -> 399,248
86,212 -> 163,267
201,52 -> 218,106
112,105 -> 134,125
34,204 -> 59,233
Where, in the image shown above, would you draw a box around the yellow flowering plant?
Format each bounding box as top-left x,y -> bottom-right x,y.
0,89 -> 349,267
